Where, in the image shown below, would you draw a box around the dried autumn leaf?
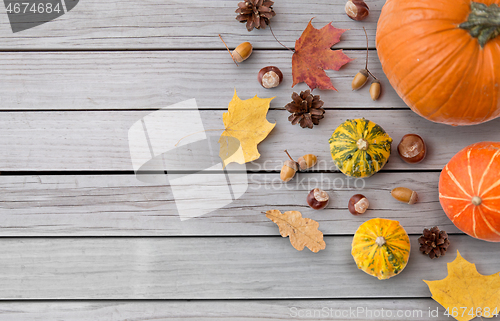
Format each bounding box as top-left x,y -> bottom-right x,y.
265,210 -> 326,252
292,19 -> 353,91
424,251 -> 500,321
219,90 -> 276,167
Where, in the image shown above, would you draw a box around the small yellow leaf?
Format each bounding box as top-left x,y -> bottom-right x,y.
424,251 -> 500,321
265,210 -> 326,253
219,90 -> 275,167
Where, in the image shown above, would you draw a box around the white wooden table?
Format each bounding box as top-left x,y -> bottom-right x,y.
0,1 -> 499,320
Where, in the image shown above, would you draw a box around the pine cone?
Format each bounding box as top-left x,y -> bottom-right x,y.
236,0 -> 276,32
285,90 -> 325,129
418,226 -> 450,259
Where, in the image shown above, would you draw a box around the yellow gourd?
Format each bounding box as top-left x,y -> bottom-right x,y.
351,218 -> 410,280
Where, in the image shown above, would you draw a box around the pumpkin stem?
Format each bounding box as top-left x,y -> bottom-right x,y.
471,196 -> 482,206
459,2 -> 500,48
356,138 -> 369,151
375,236 -> 386,247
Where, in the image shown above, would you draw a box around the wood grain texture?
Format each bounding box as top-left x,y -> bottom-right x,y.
0,0 -> 383,50
1,110 -> 499,171
0,172 -> 460,236
1,0 -> 495,315
0,236 -> 496,299
0,50 -> 399,110
0,299 -> 452,320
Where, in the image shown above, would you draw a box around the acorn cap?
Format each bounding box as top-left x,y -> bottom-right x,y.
284,160 -> 298,171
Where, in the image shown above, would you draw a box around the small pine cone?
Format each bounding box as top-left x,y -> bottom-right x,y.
418,226 -> 450,259
235,0 -> 276,32
285,90 -> 325,129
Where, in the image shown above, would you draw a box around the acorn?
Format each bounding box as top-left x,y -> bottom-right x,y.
232,42 -> 253,63
219,35 -> 253,66
280,160 -> 298,182
352,27 -> 382,98
258,66 -> 283,89
352,69 -> 369,90
280,150 -> 299,182
370,80 -> 381,100
280,151 -> 318,181
297,154 -> 317,170
391,187 -> 418,205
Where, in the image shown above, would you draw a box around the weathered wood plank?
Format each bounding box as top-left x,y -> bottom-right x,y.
0,236 -> 495,299
0,172 -> 460,236
0,50 -> 400,110
0,299 -> 452,320
0,0 -> 383,50
0,110 -> 498,171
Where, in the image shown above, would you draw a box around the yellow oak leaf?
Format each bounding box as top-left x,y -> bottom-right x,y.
424,251 -> 500,321
219,90 -> 275,167
265,210 -> 326,253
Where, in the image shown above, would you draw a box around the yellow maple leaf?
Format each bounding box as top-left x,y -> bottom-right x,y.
424,251 -> 500,321
265,210 -> 326,253
219,90 -> 275,167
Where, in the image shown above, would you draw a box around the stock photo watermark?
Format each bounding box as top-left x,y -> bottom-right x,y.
128,99 -> 248,221
127,99 -> 366,221
289,306 -> 441,319
249,172 -> 366,191
3,0 -> 79,33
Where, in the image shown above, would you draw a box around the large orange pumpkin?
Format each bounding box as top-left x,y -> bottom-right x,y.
439,142 -> 500,242
376,0 -> 500,126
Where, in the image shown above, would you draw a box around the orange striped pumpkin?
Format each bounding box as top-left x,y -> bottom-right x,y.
439,142 -> 500,242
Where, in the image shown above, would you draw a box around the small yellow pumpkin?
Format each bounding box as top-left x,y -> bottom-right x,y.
329,118 -> 392,178
351,218 -> 410,280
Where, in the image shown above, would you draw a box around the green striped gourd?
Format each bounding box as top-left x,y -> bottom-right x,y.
329,118 -> 392,178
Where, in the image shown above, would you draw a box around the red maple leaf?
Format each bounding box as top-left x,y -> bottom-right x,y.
292,19 -> 353,91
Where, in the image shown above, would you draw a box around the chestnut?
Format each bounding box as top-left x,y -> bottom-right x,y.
348,194 -> 369,215
345,0 -> 369,21
398,134 -> 426,163
307,188 -> 329,210
258,66 -> 283,89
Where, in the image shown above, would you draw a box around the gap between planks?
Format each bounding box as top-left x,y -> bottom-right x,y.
0,172 -> 461,236
1,110 -> 499,172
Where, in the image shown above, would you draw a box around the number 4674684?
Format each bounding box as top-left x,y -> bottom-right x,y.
444,307 -> 499,318
6,2 -> 62,14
